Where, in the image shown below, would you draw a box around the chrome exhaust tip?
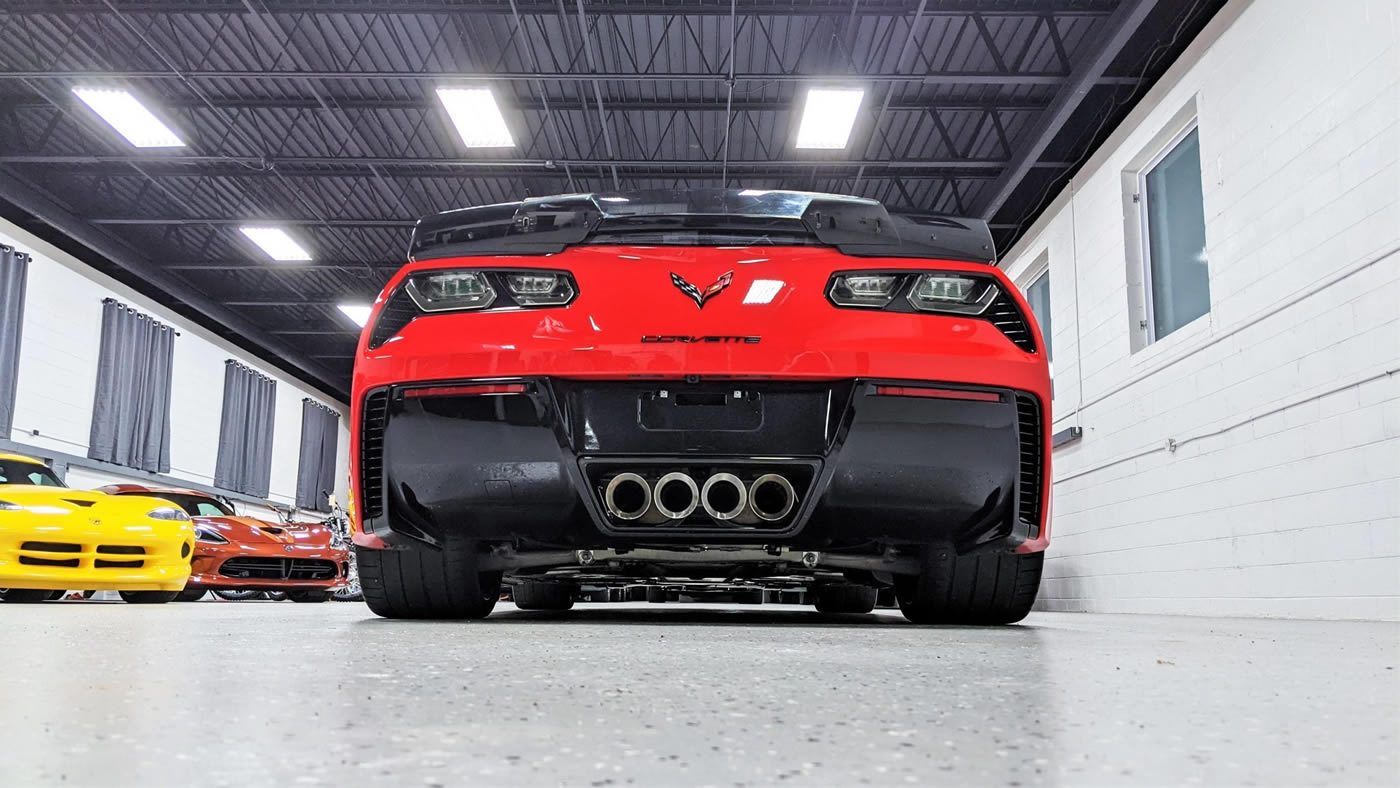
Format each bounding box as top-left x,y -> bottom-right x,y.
700,472 -> 748,521
603,473 -> 651,521
748,474 -> 797,521
652,472 -> 700,521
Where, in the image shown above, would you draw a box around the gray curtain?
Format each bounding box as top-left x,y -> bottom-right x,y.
214,360 -> 277,498
295,399 -> 340,511
0,245 -> 28,438
88,299 -> 175,472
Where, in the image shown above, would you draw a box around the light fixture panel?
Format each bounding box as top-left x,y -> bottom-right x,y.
239,226 -> 312,262
436,87 -> 515,148
337,304 -> 372,328
794,88 -> 864,150
72,87 -> 185,148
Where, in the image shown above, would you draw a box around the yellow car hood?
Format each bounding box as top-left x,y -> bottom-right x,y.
0,485 -> 181,519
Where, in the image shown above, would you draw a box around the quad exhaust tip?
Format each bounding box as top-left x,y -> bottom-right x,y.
652,472 -> 700,520
748,473 -> 797,522
604,472 -> 651,521
701,473 -> 748,521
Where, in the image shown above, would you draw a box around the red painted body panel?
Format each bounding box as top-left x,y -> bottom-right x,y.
349,245 -> 1052,552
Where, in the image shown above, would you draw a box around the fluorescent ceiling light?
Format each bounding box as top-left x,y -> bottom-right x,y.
72,87 -> 184,148
239,226 -> 312,261
436,87 -> 514,148
337,304 -> 372,328
742,280 -> 785,305
794,88 -> 864,150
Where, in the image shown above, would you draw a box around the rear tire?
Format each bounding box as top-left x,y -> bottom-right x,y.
356,534 -> 501,620
119,590 -> 180,604
811,583 -> 878,614
174,588 -> 207,602
2,589 -> 54,603
288,589 -> 330,603
895,547 -> 1043,625
512,581 -> 575,611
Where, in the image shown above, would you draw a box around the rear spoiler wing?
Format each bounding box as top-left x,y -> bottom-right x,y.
408,191 -> 996,265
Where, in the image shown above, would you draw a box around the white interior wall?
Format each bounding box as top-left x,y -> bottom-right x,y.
999,0 -> 1400,619
1,218 -> 351,519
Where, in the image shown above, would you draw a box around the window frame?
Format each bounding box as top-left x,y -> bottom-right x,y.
1136,118 -> 1204,345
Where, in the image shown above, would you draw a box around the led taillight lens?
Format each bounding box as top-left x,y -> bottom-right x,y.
828,273 -> 900,307
907,273 -> 998,315
504,272 -> 575,306
405,270 -> 496,312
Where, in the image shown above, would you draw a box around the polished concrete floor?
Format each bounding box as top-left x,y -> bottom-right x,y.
1,600 -> 1395,787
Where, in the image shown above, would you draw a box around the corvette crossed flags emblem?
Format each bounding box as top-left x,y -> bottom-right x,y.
670,270 -> 734,309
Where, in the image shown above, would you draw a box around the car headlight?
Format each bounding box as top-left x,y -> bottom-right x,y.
148,506 -> 191,522
195,527 -> 228,544
405,270 -> 497,312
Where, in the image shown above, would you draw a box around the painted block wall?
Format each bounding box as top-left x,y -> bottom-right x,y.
1,218 -> 351,518
999,0 -> 1399,619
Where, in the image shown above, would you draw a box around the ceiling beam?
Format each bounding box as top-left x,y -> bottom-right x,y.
978,0 -> 1159,220
0,70 -> 1142,86
0,167 -> 349,396
0,1 -> 1118,17
0,155 -> 1071,172
1,95 -> 1055,113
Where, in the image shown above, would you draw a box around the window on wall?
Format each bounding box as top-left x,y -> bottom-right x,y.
88,299 -> 176,473
1025,271 -> 1052,363
1139,123 -> 1210,341
214,360 -> 277,498
0,245 -> 28,439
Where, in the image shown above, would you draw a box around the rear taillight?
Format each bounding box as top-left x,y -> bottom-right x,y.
402,383 -> 528,399
369,268 -> 578,348
873,385 -> 1002,402
826,271 -> 1037,354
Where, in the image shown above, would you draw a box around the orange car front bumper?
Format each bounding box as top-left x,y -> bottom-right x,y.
187,541 -> 349,590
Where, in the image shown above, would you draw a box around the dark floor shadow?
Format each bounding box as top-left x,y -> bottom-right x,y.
352,603 -> 1044,631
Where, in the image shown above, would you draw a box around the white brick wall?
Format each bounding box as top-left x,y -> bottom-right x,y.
1,219 -> 352,516
1000,0 -> 1400,620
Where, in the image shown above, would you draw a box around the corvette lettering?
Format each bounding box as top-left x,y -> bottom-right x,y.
641,335 -> 761,344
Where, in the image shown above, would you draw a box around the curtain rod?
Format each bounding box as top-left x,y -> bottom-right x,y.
224,358 -> 276,382
102,297 -> 181,336
302,397 -> 341,417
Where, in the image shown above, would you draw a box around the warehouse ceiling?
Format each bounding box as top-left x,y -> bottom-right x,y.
0,0 -> 1223,397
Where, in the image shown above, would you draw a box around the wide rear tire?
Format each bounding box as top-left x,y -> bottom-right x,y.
895,547 -> 1043,625
356,534 -> 501,620
174,588 -> 207,602
512,581 -> 575,611
811,583 -> 878,614
119,590 -> 180,604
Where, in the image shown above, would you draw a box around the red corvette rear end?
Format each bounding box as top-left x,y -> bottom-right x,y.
350,190 -> 1050,622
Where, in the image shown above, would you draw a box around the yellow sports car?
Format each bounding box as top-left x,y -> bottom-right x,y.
0,453 -> 195,604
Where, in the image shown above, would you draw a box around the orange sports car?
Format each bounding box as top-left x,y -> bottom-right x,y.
97,484 -> 350,602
